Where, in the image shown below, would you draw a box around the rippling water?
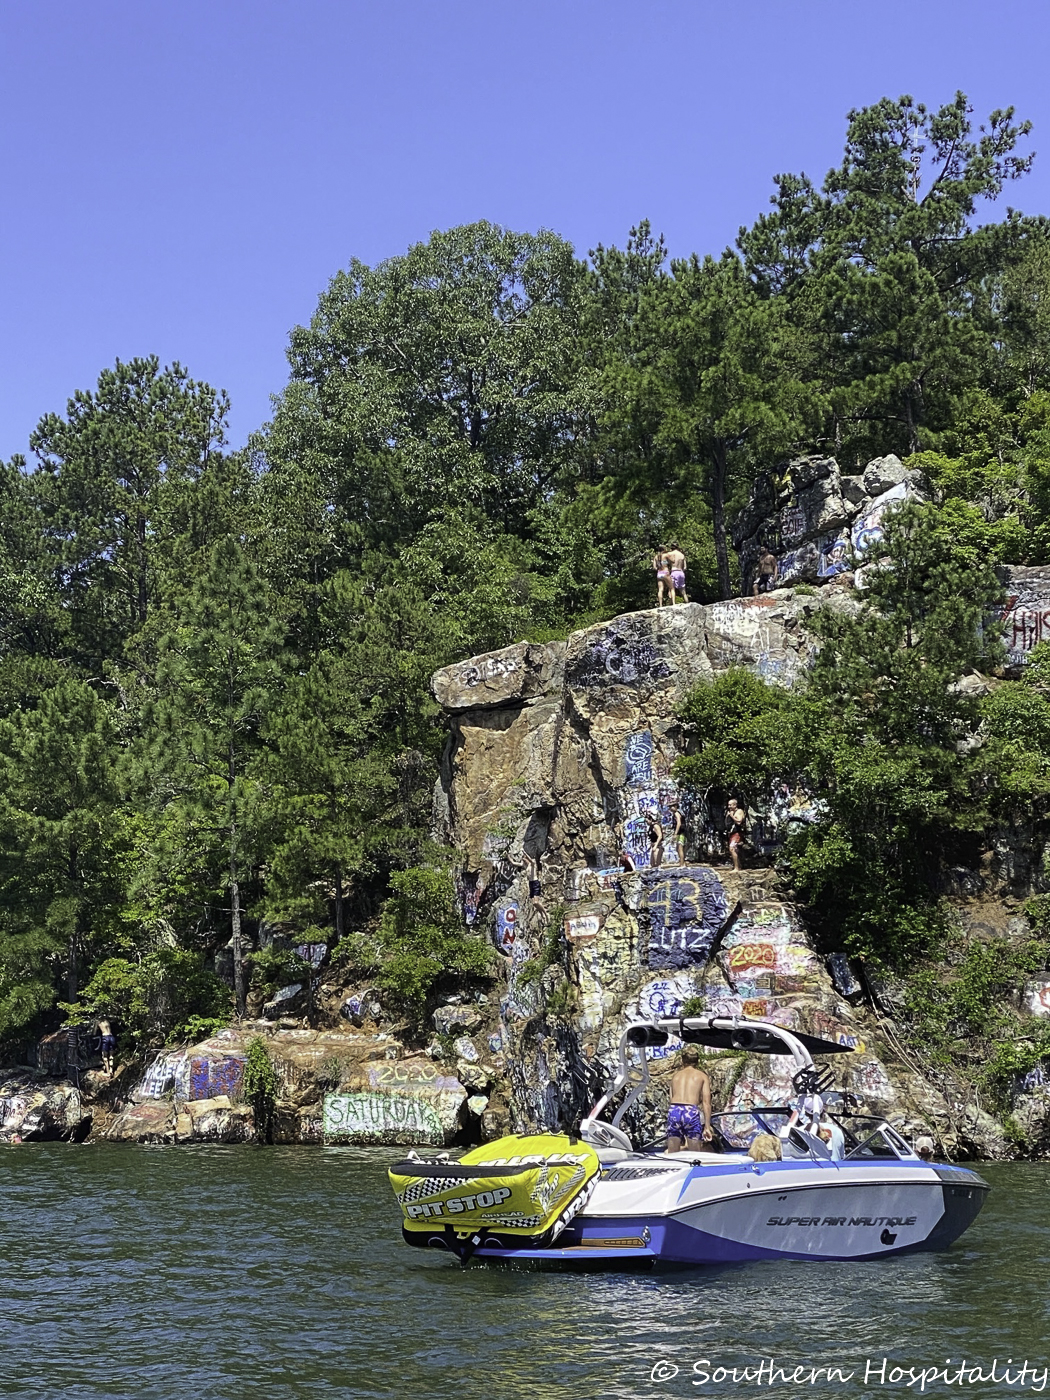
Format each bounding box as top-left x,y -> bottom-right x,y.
1,1147 -> 1046,1399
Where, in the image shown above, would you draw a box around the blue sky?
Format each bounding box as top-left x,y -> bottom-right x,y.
2,0 -> 1048,461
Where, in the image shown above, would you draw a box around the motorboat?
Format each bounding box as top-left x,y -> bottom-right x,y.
388,1015 -> 989,1268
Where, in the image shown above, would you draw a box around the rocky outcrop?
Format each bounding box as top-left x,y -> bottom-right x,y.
431,602 -> 991,1151
105,1024 -> 476,1146
732,452 -> 929,595
0,1071 -> 91,1142
430,599 -> 1050,1159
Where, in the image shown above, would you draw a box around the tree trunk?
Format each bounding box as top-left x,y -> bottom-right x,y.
335,865 -> 346,941
67,927 -> 78,1002
230,803 -> 245,1015
711,444 -> 732,600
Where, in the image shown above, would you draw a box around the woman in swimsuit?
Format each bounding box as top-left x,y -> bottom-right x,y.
653,550 -> 671,607
726,797 -> 748,871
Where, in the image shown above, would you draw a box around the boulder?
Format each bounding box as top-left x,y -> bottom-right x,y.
862,454 -> 907,496
433,1004 -> 482,1036
432,641 -> 565,711
185,1095 -> 254,1142
0,1073 -> 90,1143
107,1101 -> 175,1143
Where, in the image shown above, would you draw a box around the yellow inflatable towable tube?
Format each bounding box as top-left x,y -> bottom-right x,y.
389,1132 -> 600,1259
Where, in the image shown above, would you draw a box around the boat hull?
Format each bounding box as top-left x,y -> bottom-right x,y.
408,1160 -> 989,1268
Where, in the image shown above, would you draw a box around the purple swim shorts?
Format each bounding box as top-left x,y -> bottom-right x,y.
666,1103 -> 705,1141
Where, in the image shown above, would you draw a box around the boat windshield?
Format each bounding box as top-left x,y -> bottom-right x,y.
710,1110 -> 914,1161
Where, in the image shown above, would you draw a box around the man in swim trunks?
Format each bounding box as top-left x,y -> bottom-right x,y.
653,549 -> 671,607
664,543 -> 688,603
665,1044 -> 713,1150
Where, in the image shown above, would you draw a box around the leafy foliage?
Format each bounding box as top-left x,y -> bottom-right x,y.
4,91 -> 1050,1058
243,1035 -> 280,1144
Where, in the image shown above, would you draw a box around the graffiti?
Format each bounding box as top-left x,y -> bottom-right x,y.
295,943 -> 327,969
633,975 -> 693,1020
847,1059 -> 895,1105
367,1062 -> 460,1090
1019,1063 -> 1047,1093
827,952 -> 860,998
565,914 -> 601,943
645,866 -> 729,970
572,623 -> 672,689
624,730 -> 654,787
1,1096 -> 27,1128
1002,580 -> 1050,666
727,943 -> 777,971
495,900 -> 519,954
779,503 -> 807,544
1024,979 -> 1050,1018
322,1092 -> 443,1142
806,1009 -> 865,1053
776,542 -> 818,585
817,533 -> 851,578
138,1051 -> 189,1100
459,871 -> 481,925
454,653 -> 519,690
742,998 -> 772,1018
189,1056 -> 244,1102
851,482 -> 911,556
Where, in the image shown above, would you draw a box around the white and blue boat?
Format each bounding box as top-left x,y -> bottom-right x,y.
389,1016 -> 989,1268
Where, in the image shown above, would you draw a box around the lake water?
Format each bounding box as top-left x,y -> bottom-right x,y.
1,1148 -> 1047,1400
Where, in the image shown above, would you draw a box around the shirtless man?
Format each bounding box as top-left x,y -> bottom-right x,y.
665,1044 -> 713,1150
664,543 -> 688,603
753,546 -> 777,596
98,1018 -> 115,1076
653,549 -> 671,607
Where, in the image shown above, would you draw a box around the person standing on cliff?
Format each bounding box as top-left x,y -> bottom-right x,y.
753,546 -> 777,596
653,549 -> 671,607
665,543 -> 688,603
666,797 -> 685,864
98,1019 -> 115,1076
644,810 -> 664,868
666,1044 -> 713,1150
726,797 -> 748,871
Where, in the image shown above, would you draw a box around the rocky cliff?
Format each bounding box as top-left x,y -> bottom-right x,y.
431,597 -> 1013,1159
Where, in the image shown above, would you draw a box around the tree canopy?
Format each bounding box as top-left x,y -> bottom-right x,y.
2,89 -> 1049,1049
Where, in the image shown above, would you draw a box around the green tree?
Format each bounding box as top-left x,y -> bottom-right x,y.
144,537 -> 284,1015
0,679 -> 125,1036
676,501 -> 1006,964
740,92 -> 1035,461
30,357 -> 230,666
593,250 -> 812,598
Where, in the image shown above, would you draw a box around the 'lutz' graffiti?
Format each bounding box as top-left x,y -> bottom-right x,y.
645,867 -> 729,970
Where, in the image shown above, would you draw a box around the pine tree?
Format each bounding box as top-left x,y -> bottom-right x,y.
0,679 -> 124,1035
145,537 -> 283,1015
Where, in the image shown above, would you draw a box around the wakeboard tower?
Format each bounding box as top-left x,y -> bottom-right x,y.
389,1015 -> 989,1268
